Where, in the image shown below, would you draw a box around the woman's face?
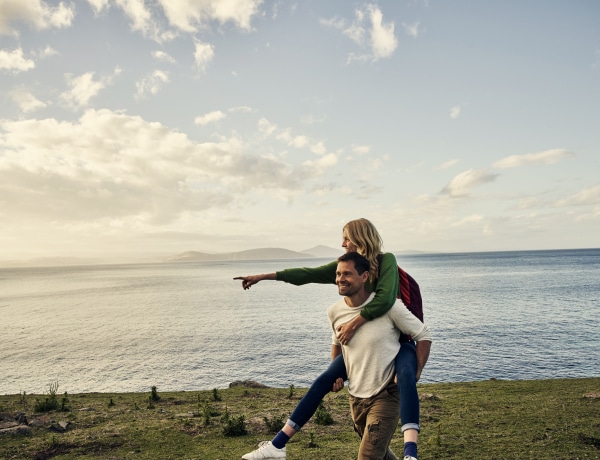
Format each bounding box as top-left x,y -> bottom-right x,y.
342,229 -> 358,253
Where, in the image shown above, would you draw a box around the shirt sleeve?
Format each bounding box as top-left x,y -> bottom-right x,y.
390,302 -> 433,342
275,260 -> 338,285
359,252 -> 400,321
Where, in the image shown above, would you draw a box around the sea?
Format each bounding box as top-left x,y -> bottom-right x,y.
1,248 -> 599,395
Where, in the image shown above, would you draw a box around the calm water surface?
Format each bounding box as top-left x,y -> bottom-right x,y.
1,249 -> 598,394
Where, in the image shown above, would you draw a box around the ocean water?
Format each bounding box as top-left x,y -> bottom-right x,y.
1,249 -> 598,395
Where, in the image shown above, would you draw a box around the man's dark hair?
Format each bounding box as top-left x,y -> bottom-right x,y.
338,251 -> 370,275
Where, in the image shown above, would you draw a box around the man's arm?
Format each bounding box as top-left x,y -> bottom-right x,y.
415,340 -> 431,382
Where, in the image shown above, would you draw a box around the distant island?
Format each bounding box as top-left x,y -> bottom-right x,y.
0,246 -> 432,268
164,245 -> 343,262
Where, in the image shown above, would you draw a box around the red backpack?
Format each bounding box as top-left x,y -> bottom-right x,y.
397,266 -> 423,321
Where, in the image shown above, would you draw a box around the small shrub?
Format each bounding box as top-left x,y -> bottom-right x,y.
314,402 -> 334,426
307,431 -> 318,448
150,386 -> 160,402
34,381 -> 60,413
288,384 -> 295,399
212,388 -> 222,401
147,396 -> 155,409
60,392 -> 70,411
263,414 -> 285,434
108,398 -> 115,408
222,411 -> 247,437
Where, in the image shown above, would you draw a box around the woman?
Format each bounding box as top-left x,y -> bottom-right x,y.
235,218 -> 424,460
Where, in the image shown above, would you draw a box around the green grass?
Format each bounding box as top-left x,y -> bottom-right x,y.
1,378 -> 598,459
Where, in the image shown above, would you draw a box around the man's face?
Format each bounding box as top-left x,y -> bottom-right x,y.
336,260 -> 368,297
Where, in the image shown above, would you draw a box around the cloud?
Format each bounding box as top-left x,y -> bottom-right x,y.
60,69 -> 120,109
441,168 -> 499,197
555,183 -> 600,207
194,40 -> 215,72
10,86 -> 47,113
157,0 -> 264,33
0,0 -> 74,35
402,21 -> 420,38
0,109 -> 311,226
437,159 -> 459,170
321,4 -> 397,62
493,148 -> 573,169
152,50 -> 175,63
449,105 -> 461,119
0,48 -> 35,73
135,70 -> 170,99
194,110 -> 226,126
367,4 -> 398,60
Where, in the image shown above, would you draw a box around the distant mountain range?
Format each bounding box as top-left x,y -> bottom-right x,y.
164,245 -> 344,263
0,245 -> 429,268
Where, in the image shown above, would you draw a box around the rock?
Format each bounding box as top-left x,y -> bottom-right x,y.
229,380 -> 269,388
0,421 -> 19,430
0,425 -> 31,436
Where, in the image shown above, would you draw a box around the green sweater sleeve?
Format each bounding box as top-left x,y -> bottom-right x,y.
275,260 -> 338,285
359,252 -> 399,321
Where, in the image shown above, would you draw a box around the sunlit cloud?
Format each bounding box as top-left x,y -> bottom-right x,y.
0,48 -> 35,73
402,21 -> 420,38
152,50 -> 175,63
0,0 -> 74,35
321,4 -> 397,62
555,183 -> 600,207
194,40 -> 215,72
10,86 -> 47,113
437,159 -> 459,170
449,105 -> 461,119
493,149 -> 573,169
441,169 -> 499,197
135,70 -> 170,99
195,110 -> 226,126
60,68 -> 120,109
0,109 -> 312,227
157,0 -> 264,32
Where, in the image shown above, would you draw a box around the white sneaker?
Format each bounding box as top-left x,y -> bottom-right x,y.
241,441 -> 286,459
404,456 -> 417,460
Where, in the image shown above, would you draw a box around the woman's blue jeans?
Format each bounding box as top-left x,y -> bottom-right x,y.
287,340 -> 420,433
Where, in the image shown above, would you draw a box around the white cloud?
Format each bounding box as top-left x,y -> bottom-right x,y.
352,145 -> 371,155
555,184 -> 600,207
437,159 -> 459,170
493,149 -> 573,169
0,48 -> 35,73
0,0 -> 75,35
449,105 -> 461,119
368,4 -> 398,60
152,50 -> 175,63
194,40 -> 215,72
441,168 -> 499,197
402,21 -> 420,38
0,109 -> 310,227
10,87 -> 47,113
194,110 -> 226,126
157,0 -> 264,33
321,4 -> 397,62
60,69 -> 119,109
135,70 -> 170,99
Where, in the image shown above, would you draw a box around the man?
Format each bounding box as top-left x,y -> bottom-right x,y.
329,252 -> 432,460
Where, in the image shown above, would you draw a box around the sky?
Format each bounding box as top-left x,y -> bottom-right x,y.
0,0 -> 599,262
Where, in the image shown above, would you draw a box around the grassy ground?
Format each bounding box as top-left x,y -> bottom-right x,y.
0,377 -> 598,459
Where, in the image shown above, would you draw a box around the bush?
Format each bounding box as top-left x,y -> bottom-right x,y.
34,381 -> 60,413
222,411 -> 247,437
263,414 -> 285,434
314,402 -> 334,426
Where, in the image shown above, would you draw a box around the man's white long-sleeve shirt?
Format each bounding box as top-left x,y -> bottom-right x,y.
328,292 -> 432,398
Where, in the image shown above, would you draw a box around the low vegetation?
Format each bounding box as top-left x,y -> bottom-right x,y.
0,377 -> 598,459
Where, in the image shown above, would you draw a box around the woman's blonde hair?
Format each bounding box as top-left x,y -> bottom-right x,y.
343,218 -> 383,282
